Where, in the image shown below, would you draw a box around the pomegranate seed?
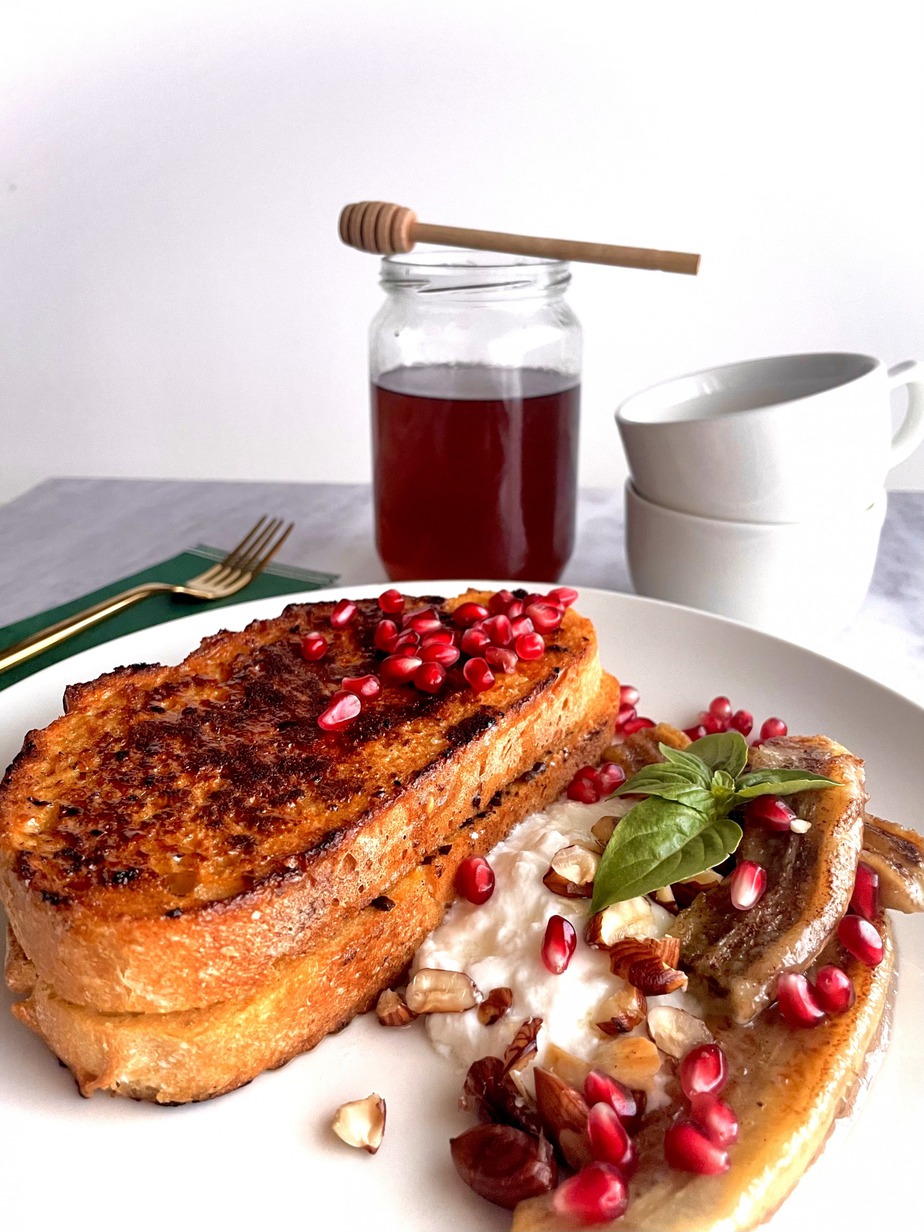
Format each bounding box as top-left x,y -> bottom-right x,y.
460,627 -> 490,656
483,614 -> 513,646
729,709 -> 753,736
488,589 -> 515,614
393,629 -> 421,652
547,586 -> 579,608
420,641 -> 460,667
709,695 -> 733,721
664,1119 -> 730,1175
407,612 -> 443,635
414,662 -> 446,693
400,605 -> 434,628
683,724 -> 709,741
776,971 -> 826,1027
760,716 -> 787,740
679,1044 -> 728,1099
567,768 -> 602,803
341,674 -> 381,700
330,599 -> 357,628
622,716 -> 655,733
525,602 -> 564,634
317,690 -> 361,732
729,859 -> 767,910
583,1070 -> 642,1131
506,600 -> 525,619
541,915 -> 577,974
689,1093 -> 739,1147
453,601 -> 490,628
587,1104 -> 637,1175
697,711 -> 723,734
552,1163 -> 629,1225
455,855 -> 495,904
813,964 -> 855,1015
743,795 -> 796,832
379,654 -> 423,684
373,619 -> 399,653
617,703 -> 637,727
619,684 -> 640,708
485,645 -> 517,674
596,762 -> 626,793
515,632 -> 545,661
377,588 -> 404,614
421,628 -> 454,645
509,615 -> 534,638
463,657 -> 495,693
837,914 -> 884,966
850,862 -> 880,921
300,632 -> 327,661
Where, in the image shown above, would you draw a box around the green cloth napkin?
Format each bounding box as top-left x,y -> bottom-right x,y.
0,546 -> 338,692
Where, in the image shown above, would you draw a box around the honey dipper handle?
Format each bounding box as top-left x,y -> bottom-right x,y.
413,222 -> 700,276
338,201 -> 700,275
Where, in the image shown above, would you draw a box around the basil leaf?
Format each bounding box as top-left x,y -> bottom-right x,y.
712,770 -> 737,794
734,769 -> 839,800
592,796 -> 742,910
686,731 -> 749,778
614,765 -> 714,810
658,744 -> 712,790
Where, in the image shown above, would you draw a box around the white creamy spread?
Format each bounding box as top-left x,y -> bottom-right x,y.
413,796 -> 704,1109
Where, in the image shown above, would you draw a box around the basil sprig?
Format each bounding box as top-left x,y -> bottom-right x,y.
591,732 -> 837,911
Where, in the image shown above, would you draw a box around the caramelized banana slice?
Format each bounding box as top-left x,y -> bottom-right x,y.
513,921 -> 893,1232
861,813 -> 924,913
669,736 -> 865,1024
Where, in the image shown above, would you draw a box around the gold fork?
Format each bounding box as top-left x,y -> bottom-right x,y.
0,516 -> 294,676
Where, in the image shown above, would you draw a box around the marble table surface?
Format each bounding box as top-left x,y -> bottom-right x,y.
1,478 -> 922,705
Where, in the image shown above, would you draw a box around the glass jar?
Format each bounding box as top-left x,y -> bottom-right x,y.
370,250 -> 582,582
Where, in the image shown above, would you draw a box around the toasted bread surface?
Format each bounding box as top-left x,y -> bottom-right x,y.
8,715 -> 617,1103
0,591 -> 615,1011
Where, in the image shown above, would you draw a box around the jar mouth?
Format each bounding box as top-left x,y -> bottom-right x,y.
380,248 -> 571,295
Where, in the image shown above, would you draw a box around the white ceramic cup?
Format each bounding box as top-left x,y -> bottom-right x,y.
616,353 -> 924,522
624,480 -> 887,639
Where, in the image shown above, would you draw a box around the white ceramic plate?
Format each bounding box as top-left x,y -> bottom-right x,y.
1,585 -> 921,1232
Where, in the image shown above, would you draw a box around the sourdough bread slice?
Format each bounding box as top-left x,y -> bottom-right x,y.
0,591 -> 614,1012
7,714 -> 617,1103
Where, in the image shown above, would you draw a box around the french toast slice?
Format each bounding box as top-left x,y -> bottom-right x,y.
0,590 -> 616,1013
6,716 -> 617,1104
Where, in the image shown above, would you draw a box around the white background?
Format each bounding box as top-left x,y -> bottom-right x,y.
2,0 -> 923,503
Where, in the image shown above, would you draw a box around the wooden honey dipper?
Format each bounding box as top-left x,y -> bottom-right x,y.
339,200 -> 700,275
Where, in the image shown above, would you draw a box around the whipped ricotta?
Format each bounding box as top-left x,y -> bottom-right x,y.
413,795 -> 702,1108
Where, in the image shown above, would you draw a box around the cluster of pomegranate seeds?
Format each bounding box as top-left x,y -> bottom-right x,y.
565,761 -> 626,804
455,855 -> 495,905
541,915 -> 577,974
776,958 -> 859,1027
614,682 -> 655,735
666,1043 -> 735,1174
681,694 -> 787,747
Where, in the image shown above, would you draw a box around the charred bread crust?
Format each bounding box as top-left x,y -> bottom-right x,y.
0,592 -> 617,1012
8,718 -> 618,1104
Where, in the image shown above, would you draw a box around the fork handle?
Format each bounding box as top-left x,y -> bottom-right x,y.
0,583 -> 173,676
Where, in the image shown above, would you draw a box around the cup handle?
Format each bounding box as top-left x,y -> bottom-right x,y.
886,360 -> 924,466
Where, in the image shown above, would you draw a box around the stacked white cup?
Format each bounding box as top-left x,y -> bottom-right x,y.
615,353 -> 924,640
